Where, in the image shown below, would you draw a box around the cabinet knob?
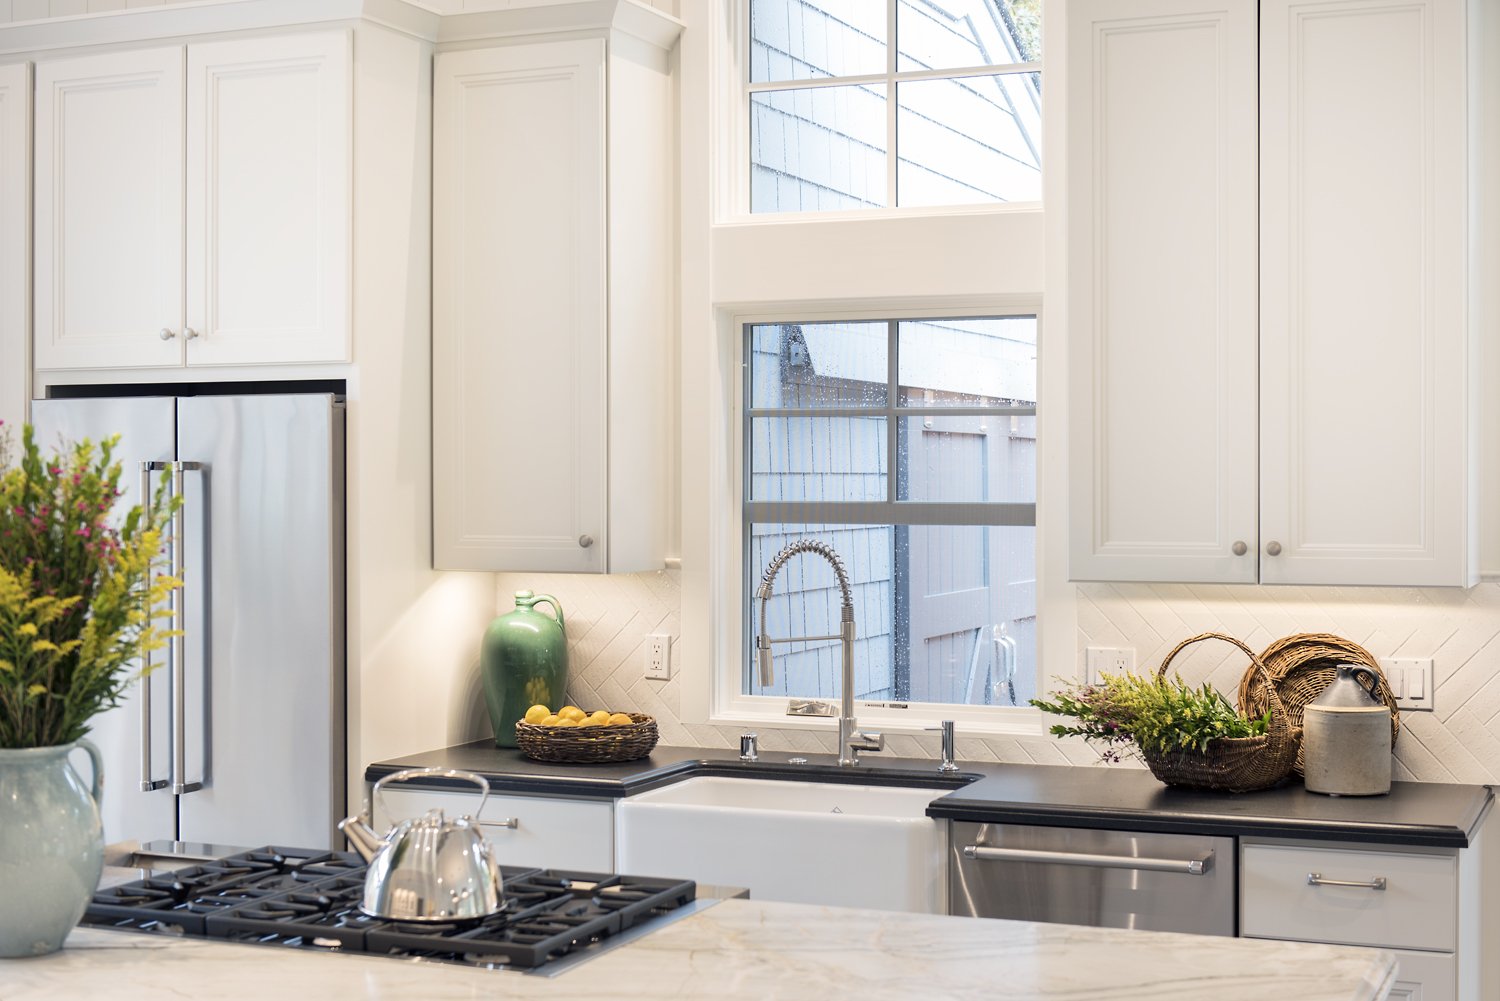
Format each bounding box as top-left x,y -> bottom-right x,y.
1231,541 -> 1247,556
159,328 -> 176,341
1266,541 -> 1282,556
578,534 -> 594,549
183,327 -> 200,340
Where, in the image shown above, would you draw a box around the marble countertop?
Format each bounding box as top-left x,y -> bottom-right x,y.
0,899 -> 1395,1001
368,741 -> 1494,847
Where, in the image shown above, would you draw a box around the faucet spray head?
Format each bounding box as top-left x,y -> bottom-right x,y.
758,641 -> 775,687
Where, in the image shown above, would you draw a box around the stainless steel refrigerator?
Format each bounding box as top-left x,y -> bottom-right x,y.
30,393 -> 345,852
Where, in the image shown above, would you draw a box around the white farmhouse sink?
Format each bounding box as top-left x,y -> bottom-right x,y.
615,776 -> 948,913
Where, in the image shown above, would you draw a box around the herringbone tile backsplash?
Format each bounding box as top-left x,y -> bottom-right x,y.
492,571 -> 1500,783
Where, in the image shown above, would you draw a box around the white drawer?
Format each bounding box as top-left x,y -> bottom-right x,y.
1240,843 -> 1456,951
373,787 -> 615,873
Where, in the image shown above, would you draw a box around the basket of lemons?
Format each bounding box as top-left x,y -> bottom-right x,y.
514,704 -> 659,763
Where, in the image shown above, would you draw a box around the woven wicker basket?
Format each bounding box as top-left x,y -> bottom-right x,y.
1139,632 -> 1300,794
1237,632 -> 1399,775
514,713 -> 659,764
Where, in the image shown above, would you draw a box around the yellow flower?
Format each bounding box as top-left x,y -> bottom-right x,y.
17,622 -> 37,636
27,684 -> 46,696
31,639 -> 58,653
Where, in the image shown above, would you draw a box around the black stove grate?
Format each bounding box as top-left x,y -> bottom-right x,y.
82,846 -> 696,971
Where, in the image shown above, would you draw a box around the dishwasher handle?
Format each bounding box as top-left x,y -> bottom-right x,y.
961,844 -> 1213,875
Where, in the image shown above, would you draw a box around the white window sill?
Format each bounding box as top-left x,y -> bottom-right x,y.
707,702 -> 1049,739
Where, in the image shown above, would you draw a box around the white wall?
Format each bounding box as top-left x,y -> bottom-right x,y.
341,22 -> 494,809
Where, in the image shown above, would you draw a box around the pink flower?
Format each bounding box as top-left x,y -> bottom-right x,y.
76,525 -> 91,538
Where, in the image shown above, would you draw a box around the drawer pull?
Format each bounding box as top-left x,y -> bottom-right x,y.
1307,872 -> 1386,891
481,818 -> 520,831
962,845 -> 1212,875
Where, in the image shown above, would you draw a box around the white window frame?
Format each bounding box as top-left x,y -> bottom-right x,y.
730,303 -> 1043,733
677,1 -> 1069,741
727,0 -> 1043,222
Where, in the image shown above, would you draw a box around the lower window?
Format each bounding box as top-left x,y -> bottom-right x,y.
743,316 -> 1038,710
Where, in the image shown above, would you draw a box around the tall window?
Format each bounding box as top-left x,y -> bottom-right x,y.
744,317 -> 1038,709
748,0 -> 1042,212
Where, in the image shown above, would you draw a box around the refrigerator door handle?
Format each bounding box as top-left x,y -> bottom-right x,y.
138,462 -> 170,793
171,461 -> 204,796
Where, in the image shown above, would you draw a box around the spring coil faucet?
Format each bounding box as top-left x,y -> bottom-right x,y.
756,539 -> 883,766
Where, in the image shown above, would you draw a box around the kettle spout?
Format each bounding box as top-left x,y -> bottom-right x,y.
338,811 -> 383,863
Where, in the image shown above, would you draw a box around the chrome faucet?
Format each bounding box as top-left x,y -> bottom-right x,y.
756,539 -> 883,766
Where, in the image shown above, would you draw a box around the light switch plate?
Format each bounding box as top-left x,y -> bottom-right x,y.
1084,647 -> 1135,685
1381,657 -> 1434,712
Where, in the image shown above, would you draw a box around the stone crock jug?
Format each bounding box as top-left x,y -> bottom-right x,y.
1303,664 -> 1392,797
480,590 -> 569,748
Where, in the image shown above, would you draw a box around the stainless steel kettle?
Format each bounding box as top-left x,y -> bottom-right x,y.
338,767 -> 504,921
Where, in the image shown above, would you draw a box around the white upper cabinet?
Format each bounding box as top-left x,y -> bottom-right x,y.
33,31 -> 350,371
1068,0 -> 1479,587
432,14 -> 677,574
1259,0 -> 1474,586
1066,0 -> 1260,584
34,47 -> 185,370
184,33 -> 350,367
0,62 -> 28,435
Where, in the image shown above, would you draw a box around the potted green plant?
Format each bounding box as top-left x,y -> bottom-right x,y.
0,423 -> 178,958
1030,632 -> 1299,793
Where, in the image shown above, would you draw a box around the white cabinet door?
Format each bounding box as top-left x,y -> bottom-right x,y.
374,787 -> 615,873
34,47 -> 185,370
432,41 -> 608,572
184,32 -> 350,366
1066,0 -> 1259,583
1259,0 -> 1474,586
0,62 -> 28,434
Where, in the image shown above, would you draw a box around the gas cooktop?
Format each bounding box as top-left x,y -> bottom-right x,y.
81,846 -> 698,974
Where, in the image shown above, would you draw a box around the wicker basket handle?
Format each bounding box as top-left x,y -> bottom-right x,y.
1157,631 -> 1290,725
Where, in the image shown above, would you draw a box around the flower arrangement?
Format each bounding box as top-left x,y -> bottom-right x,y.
0,422 -> 180,749
1030,672 -> 1271,765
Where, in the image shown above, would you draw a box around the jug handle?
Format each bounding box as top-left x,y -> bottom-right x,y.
75,738 -> 104,808
1349,666 -> 1383,700
530,594 -> 565,632
373,767 -> 490,820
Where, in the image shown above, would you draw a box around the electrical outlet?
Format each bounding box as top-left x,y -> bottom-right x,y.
1084,646 -> 1135,685
1381,657 -> 1435,712
644,634 -> 672,681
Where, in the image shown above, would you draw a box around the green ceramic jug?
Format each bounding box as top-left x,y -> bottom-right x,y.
480,590 -> 569,748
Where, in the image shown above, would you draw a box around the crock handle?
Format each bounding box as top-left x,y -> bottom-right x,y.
76,738 -> 104,808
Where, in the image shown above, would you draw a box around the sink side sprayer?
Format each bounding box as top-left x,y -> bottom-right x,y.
755,539 -> 884,766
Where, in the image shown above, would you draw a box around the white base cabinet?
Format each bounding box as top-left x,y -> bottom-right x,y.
431,7 -> 679,574
373,786 -> 614,874
1240,836 -> 1486,1001
32,30 -> 350,371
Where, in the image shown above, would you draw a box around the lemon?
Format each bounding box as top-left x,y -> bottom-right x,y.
559,705 -> 586,722
552,717 -> 579,727
587,710 -> 611,726
577,717 -> 601,727
608,712 -> 634,726
542,714 -> 562,726
524,704 -> 551,725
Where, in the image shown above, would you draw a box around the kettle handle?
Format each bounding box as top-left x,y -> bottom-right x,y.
528,593 -> 565,632
1348,665 -> 1383,700
373,767 -> 490,819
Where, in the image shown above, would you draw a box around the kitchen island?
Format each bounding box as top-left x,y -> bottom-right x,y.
1,898 -> 1394,1000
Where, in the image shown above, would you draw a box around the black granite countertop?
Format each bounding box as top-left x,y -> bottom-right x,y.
367,740 -> 1493,849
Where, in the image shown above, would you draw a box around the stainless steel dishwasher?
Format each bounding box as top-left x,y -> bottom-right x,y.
948,821 -> 1236,936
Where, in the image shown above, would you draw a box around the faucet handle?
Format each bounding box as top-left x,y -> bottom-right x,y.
924,720 -> 959,773
739,732 -> 759,763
